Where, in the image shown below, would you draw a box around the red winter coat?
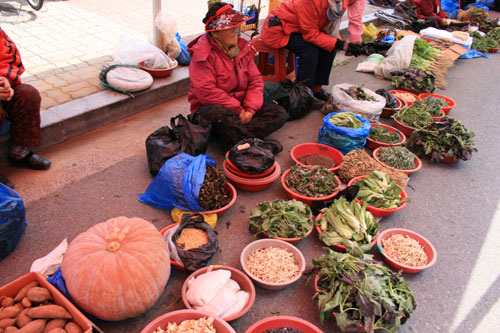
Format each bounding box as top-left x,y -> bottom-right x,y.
414,0 -> 448,24
260,0 -> 347,52
187,33 -> 263,115
0,28 -> 24,84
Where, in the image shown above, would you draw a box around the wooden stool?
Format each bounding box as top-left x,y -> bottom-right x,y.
250,35 -> 295,83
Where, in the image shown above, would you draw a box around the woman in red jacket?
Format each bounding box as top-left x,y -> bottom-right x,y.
188,3 -> 287,150
261,0 -> 362,101
0,27 -> 51,189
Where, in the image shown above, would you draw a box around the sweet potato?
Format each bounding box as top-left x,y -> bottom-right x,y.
47,329 -> 66,333
21,299 -> 31,309
26,306 -> 72,320
4,327 -> 18,333
0,318 -> 16,329
17,319 -> 46,333
0,307 -> 20,320
62,322 -> 81,333
1,297 -> 14,308
42,319 -> 66,333
26,288 -> 52,304
14,282 -> 39,302
16,309 -> 32,328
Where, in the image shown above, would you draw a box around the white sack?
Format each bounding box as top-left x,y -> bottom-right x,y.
374,35 -> 418,79
331,83 -> 386,122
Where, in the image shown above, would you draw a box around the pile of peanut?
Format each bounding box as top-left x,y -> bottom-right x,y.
0,281 -> 84,333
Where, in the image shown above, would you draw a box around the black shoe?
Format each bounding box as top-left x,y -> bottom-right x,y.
313,89 -> 332,102
0,175 -> 14,189
261,139 -> 283,155
10,152 -> 51,170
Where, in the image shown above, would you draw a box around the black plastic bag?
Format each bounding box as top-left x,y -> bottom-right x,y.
228,138 -> 275,174
145,114 -> 211,176
173,213 -> 218,273
264,81 -> 290,108
279,79 -> 315,120
375,88 -> 398,108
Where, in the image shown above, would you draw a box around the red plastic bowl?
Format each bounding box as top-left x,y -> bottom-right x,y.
201,182 -> 238,217
160,224 -> 185,271
315,213 -> 377,252
389,90 -> 418,106
381,96 -> 406,118
439,152 -> 459,163
181,265 -> 256,322
392,117 -> 419,138
225,152 -> 275,178
223,160 -> 281,192
290,143 -> 344,172
372,147 -> 422,176
138,58 -> 178,78
376,228 -> 437,274
348,176 -> 409,217
262,225 -> 314,245
365,123 -> 406,150
417,93 -> 456,115
488,47 -> 500,53
141,309 -> 235,333
245,316 -> 322,333
281,168 -> 340,207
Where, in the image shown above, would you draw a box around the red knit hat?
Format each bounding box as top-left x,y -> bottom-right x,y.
205,4 -> 252,32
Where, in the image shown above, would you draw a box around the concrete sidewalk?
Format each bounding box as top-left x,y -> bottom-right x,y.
0,0 -> 385,153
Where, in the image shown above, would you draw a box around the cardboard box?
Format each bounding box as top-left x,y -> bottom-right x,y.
0,271 -> 102,333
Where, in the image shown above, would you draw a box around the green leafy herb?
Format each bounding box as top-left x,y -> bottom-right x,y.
391,68 -> 435,93
392,106 -> 434,129
412,96 -> 446,117
286,165 -> 339,198
356,171 -> 410,209
406,116 -> 476,162
368,126 -> 401,143
313,250 -> 416,332
410,38 -> 441,72
248,200 -> 313,238
329,112 -> 364,128
317,198 -> 379,257
341,85 -> 376,101
378,146 -> 416,170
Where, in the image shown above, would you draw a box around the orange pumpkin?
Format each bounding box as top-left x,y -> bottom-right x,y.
61,216 -> 171,321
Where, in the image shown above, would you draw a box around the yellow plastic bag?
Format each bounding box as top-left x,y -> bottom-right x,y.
362,23 -> 378,44
171,207 -> 217,229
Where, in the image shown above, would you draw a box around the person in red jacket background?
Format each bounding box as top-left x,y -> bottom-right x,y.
260,0 -> 362,101
414,0 -> 449,27
188,3 -> 288,150
0,27 -> 51,189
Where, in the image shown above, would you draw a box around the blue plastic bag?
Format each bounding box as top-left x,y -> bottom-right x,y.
460,49 -> 490,59
0,183 -> 27,260
318,111 -> 371,155
138,153 -> 215,211
175,32 -> 191,65
441,0 -> 460,19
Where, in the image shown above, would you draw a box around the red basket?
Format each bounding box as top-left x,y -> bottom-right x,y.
417,93 -> 456,115
138,59 -> 177,78
281,168 -> 340,206
372,147 -> 422,176
290,143 -> 344,172
365,123 -> 406,150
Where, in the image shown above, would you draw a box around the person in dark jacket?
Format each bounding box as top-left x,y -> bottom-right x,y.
0,27 -> 51,189
188,3 -> 287,150
260,0 -> 362,101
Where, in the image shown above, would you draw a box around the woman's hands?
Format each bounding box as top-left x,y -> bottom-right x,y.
239,109 -> 254,124
0,77 -> 14,101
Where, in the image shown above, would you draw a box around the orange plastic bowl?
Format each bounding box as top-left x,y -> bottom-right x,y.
290,143 -> 344,172
417,93 -> 456,115
348,176 -> 409,217
141,309 -> 235,333
389,90 -> 418,106
224,152 -> 275,178
438,152 -> 459,164
365,123 -> 406,150
138,58 -> 178,78
376,228 -> 437,273
160,224 -> 185,271
245,316 -> 322,333
281,168 -> 340,207
223,160 -> 281,192
381,96 -> 406,118
372,147 -> 422,176
181,265 -> 256,322
262,225 -> 314,245
315,213 -> 377,252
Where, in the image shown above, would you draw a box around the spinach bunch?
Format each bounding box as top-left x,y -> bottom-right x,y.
406,116 -> 477,162
248,200 -> 313,238
391,68 -> 435,93
392,106 -> 434,129
368,126 -> 401,144
313,250 -> 416,332
412,96 -> 446,117
285,165 -> 339,198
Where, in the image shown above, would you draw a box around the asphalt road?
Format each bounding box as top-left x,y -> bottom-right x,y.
1,52 -> 499,332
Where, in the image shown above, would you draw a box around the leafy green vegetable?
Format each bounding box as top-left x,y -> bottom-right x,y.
410,38 -> 441,72
341,85 -> 376,101
248,200 -> 313,238
412,96 -> 446,117
313,250 -> 416,332
391,68 -> 435,93
286,165 -> 339,198
355,171 -> 410,209
368,126 -> 401,144
471,31 -> 500,51
406,116 -> 477,162
328,112 -> 364,128
392,106 -> 434,129
377,146 -> 416,170
317,198 -> 379,257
